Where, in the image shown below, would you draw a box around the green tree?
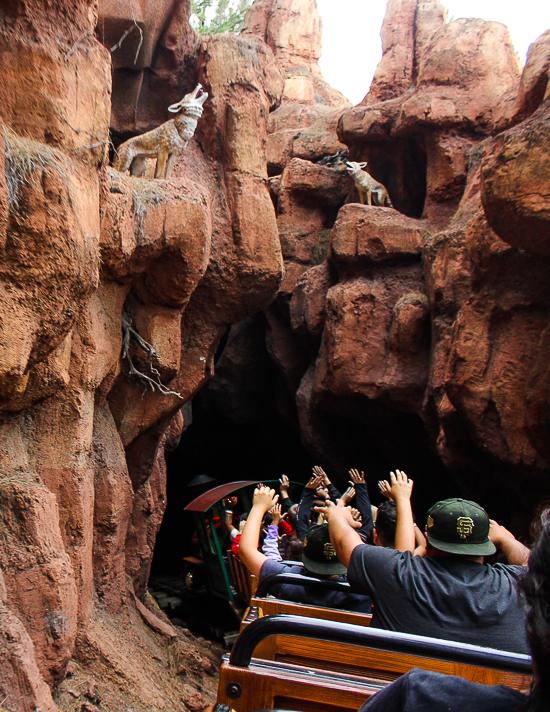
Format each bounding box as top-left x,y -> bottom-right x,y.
191,0 -> 253,34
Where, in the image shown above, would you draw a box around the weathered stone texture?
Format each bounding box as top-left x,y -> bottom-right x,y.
0,1 -> 283,709
259,2 -> 550,529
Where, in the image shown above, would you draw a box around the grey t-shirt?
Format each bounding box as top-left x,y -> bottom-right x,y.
348,545 -> 528,654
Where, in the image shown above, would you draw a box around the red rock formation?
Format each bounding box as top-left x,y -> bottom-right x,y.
260,1 -> 550,528
2,0 -> 550,706
99,0 -> 200,134
366,0 -> 447,104
0,0 -> 283,708
242,0 -> 350,174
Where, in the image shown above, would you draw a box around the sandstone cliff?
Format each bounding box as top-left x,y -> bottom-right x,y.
1,0 -> 550,708
255,0 -> 550,531
0,0 -> 283,708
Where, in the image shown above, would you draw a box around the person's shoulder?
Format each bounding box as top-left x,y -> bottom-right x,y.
350,543 -> 409,565
259,558 -> 289,580
490,562 -> 526,578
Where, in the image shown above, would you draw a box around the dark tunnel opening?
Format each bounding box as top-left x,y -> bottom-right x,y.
357,139 -> 428,219
149,313 -> 464,638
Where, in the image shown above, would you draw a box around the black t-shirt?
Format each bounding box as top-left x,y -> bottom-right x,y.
348,545 -> 528,654
259,560 -> 372,614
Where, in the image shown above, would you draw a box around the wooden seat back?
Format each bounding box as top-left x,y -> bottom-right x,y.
216,614 -> 532,712
247,597 -> 372,628
250,571 -> 372,623
228,551 -> 254,605
217,655 -> 386,712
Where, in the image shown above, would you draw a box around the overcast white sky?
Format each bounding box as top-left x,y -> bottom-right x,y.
317,0 -> 550,104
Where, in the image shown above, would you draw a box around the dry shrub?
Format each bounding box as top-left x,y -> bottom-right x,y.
126,175 -> 172,240
3,126 -> 70,209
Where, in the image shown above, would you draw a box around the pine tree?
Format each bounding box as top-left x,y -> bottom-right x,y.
190,0 -> 253,34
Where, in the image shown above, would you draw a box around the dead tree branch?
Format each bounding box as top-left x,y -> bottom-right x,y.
121,315 -> 183,399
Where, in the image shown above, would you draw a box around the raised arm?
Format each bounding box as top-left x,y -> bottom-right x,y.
379,471 -> 415,553
489,520 -> 530,566
349,469 -> 373,538
262,503 -> 283,561
296,474 -> 323,539
223,496 -> 239,540
413,524 -> 427,556
279,474 -> 294,513
313,465 -> 341,501
239,486 -> 278,577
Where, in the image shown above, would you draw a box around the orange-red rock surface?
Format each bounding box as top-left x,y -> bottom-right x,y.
1,0 -> 550,708
0,0 -> 282,708
265,0 -> 550,530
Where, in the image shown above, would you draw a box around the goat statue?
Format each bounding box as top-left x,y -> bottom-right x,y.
114,84 -> 208,179
345,161 -> 393,208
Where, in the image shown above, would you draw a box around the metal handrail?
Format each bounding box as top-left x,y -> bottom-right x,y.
229,614 -> 532,674
255,572 -> 352,598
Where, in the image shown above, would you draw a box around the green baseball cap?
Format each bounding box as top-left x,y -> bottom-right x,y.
426,498 -> 496,556
302,524 -> 347,575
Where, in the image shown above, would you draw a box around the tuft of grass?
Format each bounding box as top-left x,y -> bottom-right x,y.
3,126 -> 70,210
126,175 -> 172,240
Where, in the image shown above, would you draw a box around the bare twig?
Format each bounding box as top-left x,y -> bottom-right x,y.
129,0 -> 144,64
110,0 -> 144,65
121,315 -> 183,399
110,24 -> 135,53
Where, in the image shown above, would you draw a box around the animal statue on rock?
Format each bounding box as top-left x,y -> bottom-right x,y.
345,161 -> 393,208
114,84 -> 208,179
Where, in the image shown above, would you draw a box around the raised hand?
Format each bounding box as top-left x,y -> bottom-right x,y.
279,474 -> 290,494
306,473 -> 325,490
315,500 -> 361,529
379,470 -> 413,502
253,485 -> 279,513
270,502 -> 284,526
223,496 -> 238,509
349,468 -> 365,485
338,486 -> 356,507
313,465 -> 331,487
350,507 -> 362,522
316,486 -> 330,501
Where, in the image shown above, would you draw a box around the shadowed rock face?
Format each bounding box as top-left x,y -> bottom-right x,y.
98,0 -> 200,135
249,1 -> 550,532
0,1 -> 283,708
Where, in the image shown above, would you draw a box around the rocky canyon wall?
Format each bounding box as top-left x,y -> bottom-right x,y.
1,0 -> 550,708
0,0 -> 283,709
250,0 -> 550,530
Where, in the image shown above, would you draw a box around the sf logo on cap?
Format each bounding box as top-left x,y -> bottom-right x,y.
324,542 -> 336,559
456,516 -> 475,539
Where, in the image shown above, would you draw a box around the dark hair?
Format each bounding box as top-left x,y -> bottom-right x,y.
529,504 -> 550,543
375,501 -> 397,548
283,537 -> 304,562
287,504 -> 298,527
521,516 -> 550,712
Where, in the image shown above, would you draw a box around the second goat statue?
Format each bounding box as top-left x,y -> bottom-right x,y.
345,161 -> 393,208
115,84 -> 208,179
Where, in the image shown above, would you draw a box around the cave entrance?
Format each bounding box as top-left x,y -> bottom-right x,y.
149,314 -> 316,639
148,312 -> 457,639
359,139 -> 427,219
